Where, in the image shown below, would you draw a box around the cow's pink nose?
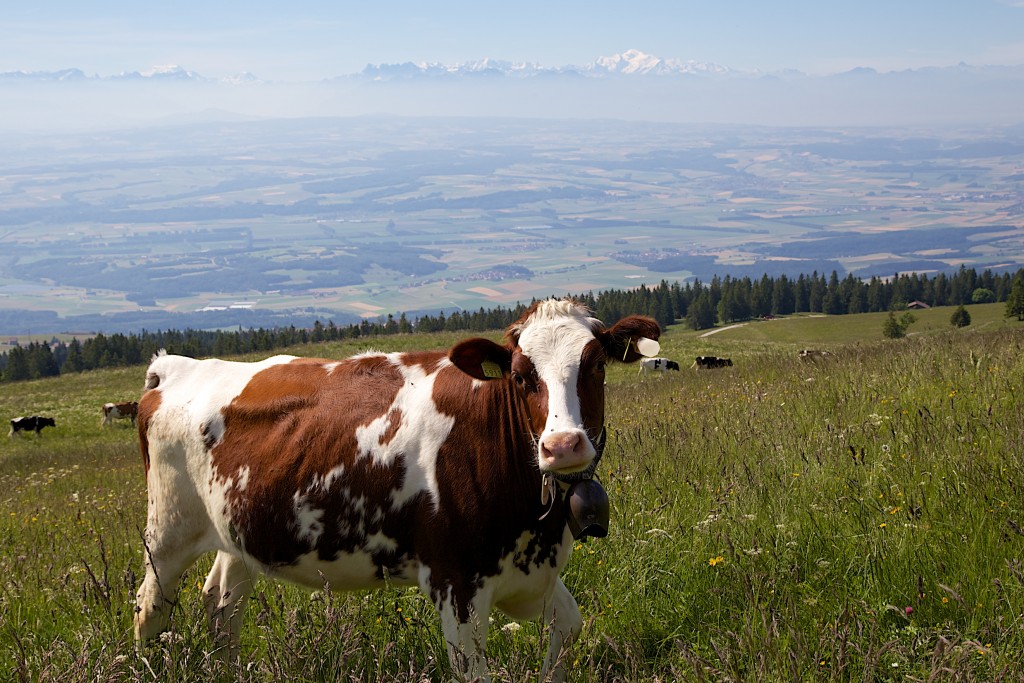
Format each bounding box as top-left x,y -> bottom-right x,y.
540,431 -> 591,471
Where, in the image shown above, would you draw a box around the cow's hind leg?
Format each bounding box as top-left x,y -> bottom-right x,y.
134,490 -> 213,647
203,551 -> 254,660
134,539 -> 204,645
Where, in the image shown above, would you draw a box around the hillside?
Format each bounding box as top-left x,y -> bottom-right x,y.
1,313 -> 1023,680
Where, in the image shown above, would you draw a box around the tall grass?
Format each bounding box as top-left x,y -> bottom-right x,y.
1,321 -> 1023,681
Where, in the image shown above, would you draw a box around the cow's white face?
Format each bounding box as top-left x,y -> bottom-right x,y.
513,307 -> 604,474
449,300 -> 659,476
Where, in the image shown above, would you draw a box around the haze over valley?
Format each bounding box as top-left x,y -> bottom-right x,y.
1,112 -> 1022,335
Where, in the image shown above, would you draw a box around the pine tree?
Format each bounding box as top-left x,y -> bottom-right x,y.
882,312 -> 904,339
686,291 -> 717,330
950,305 -> 971,328
882,311 -> 917,339
1006,274 -> 1024,321
62,338 -> 85,373
3,346 -> 30,381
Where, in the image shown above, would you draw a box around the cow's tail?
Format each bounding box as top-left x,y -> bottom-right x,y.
144,349 -> 168,390
138,350 -> 170,475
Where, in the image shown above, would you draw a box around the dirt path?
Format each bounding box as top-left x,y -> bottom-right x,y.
700,323 -> 747,337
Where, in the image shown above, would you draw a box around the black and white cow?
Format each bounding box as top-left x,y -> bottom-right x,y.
639,357 -> 680,374
9,416 -> 57,437
692,355 -> 733,369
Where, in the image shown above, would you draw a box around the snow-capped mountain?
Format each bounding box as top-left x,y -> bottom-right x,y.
590,49 -> 729,76
357,50 -> 729,81
0,68 -> 90,82
2,51 -> 1022,89
113,65 -> 207,81
0,65 -> 257,84
360,58 -> 547,81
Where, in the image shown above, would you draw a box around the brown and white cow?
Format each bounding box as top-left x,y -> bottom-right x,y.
101,401 -> 138,426
134,299 -> 660,682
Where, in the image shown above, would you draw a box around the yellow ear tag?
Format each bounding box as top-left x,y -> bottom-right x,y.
480,361 -> 503,379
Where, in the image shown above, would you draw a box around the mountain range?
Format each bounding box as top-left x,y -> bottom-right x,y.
0,64 -> 260,84
3,49 -> 1024,130
3,49 -> 1018,84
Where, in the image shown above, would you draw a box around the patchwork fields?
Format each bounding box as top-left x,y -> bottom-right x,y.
1,118 -> 1022,334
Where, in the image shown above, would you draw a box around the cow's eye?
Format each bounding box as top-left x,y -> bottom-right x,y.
595,361 -> 606,373
511,371 -> 526,387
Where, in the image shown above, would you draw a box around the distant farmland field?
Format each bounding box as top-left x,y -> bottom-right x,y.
1,116 -> 1022,334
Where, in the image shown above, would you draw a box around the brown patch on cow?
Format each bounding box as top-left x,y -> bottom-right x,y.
211,355 -> 418,570
137,390 -> 162,475
577,339 -> 608,439
510,353 -> 548,432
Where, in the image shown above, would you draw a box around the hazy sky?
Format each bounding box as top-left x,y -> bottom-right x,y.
4,0 -> 1024,81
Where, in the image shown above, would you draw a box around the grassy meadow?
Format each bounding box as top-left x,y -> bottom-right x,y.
2,305 -> 1024,681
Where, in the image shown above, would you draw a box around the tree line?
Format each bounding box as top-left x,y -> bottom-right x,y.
2,266 -> 1023,383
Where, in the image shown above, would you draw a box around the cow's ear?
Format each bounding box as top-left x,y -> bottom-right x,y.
449,338 -> 512,381
600,315 -> 662,364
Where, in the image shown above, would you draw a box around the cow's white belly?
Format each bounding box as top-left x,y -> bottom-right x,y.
491,528 -> 576,619
263,549 -> 421,590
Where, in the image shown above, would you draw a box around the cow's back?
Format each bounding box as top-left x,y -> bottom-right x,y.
139,354 -> 297,469
137,351 -> 456,589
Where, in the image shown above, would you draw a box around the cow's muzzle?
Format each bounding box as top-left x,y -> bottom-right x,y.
539,429 -> 595,473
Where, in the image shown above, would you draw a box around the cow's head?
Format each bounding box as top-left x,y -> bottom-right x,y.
449,300 -> 660,475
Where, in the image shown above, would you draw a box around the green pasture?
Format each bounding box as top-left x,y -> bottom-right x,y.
667,303 -> 1010,351
2,309 -> 1024,681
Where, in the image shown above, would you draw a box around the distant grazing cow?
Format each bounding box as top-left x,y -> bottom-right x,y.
9,416 -> 56,437
133,299 -> 661,682
799,349 -> 832,360
639,357 -> 680,374
692,355 -> 733,369
102,401 -> 139,427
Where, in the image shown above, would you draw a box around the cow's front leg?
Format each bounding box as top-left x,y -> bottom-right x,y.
424,572 -> 492,683
540,578 -> 582,683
